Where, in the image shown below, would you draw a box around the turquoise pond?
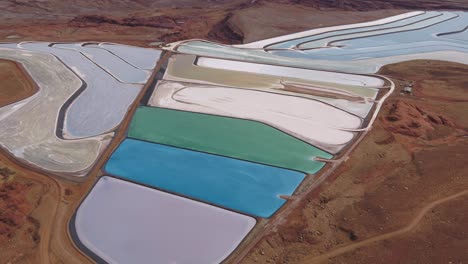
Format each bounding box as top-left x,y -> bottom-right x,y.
105,139 -> 306,218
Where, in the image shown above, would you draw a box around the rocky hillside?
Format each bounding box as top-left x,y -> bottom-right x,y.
0,0 -> 248,14
1,0 -> 467,45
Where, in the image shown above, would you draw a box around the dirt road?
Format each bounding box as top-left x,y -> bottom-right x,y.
300,189 -> 468,263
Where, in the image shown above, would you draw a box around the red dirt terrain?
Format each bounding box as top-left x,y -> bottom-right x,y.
382,100 -> 455,138
328,194 -> 468,264
0,59 -> 37,107
2,1 -> 468,45
0,165 -> 46,263
0,181 -> 36,243
2,1 -> 467,46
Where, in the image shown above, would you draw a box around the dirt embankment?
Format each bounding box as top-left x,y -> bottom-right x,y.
242,60 -> 468,263
0,60 -> 37,107
207,13 -> 244,44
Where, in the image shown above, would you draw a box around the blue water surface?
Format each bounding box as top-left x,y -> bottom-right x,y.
105,139 -> 306,218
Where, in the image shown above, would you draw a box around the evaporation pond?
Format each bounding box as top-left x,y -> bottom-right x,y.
74,176 -> 256,264
128,106 -> 332,174
105,139 -> 305,218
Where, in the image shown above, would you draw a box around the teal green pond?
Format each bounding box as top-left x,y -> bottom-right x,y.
128,106 -> 332,174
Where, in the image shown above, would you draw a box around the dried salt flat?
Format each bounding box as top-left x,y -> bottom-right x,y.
98,43 -> 162,70
439,26 -> 468,41
237,11 -> 424,49
149,81 -> 361,153
74,176 -> 256,264
163,55 -> 379,118
324,50 -> 468,73
197,57 -> 383,88
330,11 -> 467,49
165,11 -> 468,76
297,11 -> 456,49
0,42 -> 20,48
172,45 -> 468,75
269,41 -> 468,61
167,40 -> 386,80
16,42 -> 142,138
266,11 -> 440,50
53,43 -> 151,84
259,49 -> 468,74
266,12 -> 468,62
168,12 -> 468,75
165,54 -> 380,98
268,12 -> 465,60
0,48 -> 110,176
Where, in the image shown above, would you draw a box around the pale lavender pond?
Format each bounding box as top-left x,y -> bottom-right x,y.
98,43 -> 162,70
74,176 -> 256,264
54,43 -> 151,84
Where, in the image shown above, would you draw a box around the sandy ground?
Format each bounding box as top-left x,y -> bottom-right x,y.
0,60 -> 37,107
241,60 -> 468,264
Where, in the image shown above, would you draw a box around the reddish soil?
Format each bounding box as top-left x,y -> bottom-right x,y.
0,181 -> 34,242
2,1 -> 468,45
380,60 -> 468,102
329,195 -> 468,264
0,1 -> 407,45
0,165 -> 46,262
0,60 -> 37,107
229,2 -> 404,43
382,100 -> 455,138
241,60 -> 468,264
